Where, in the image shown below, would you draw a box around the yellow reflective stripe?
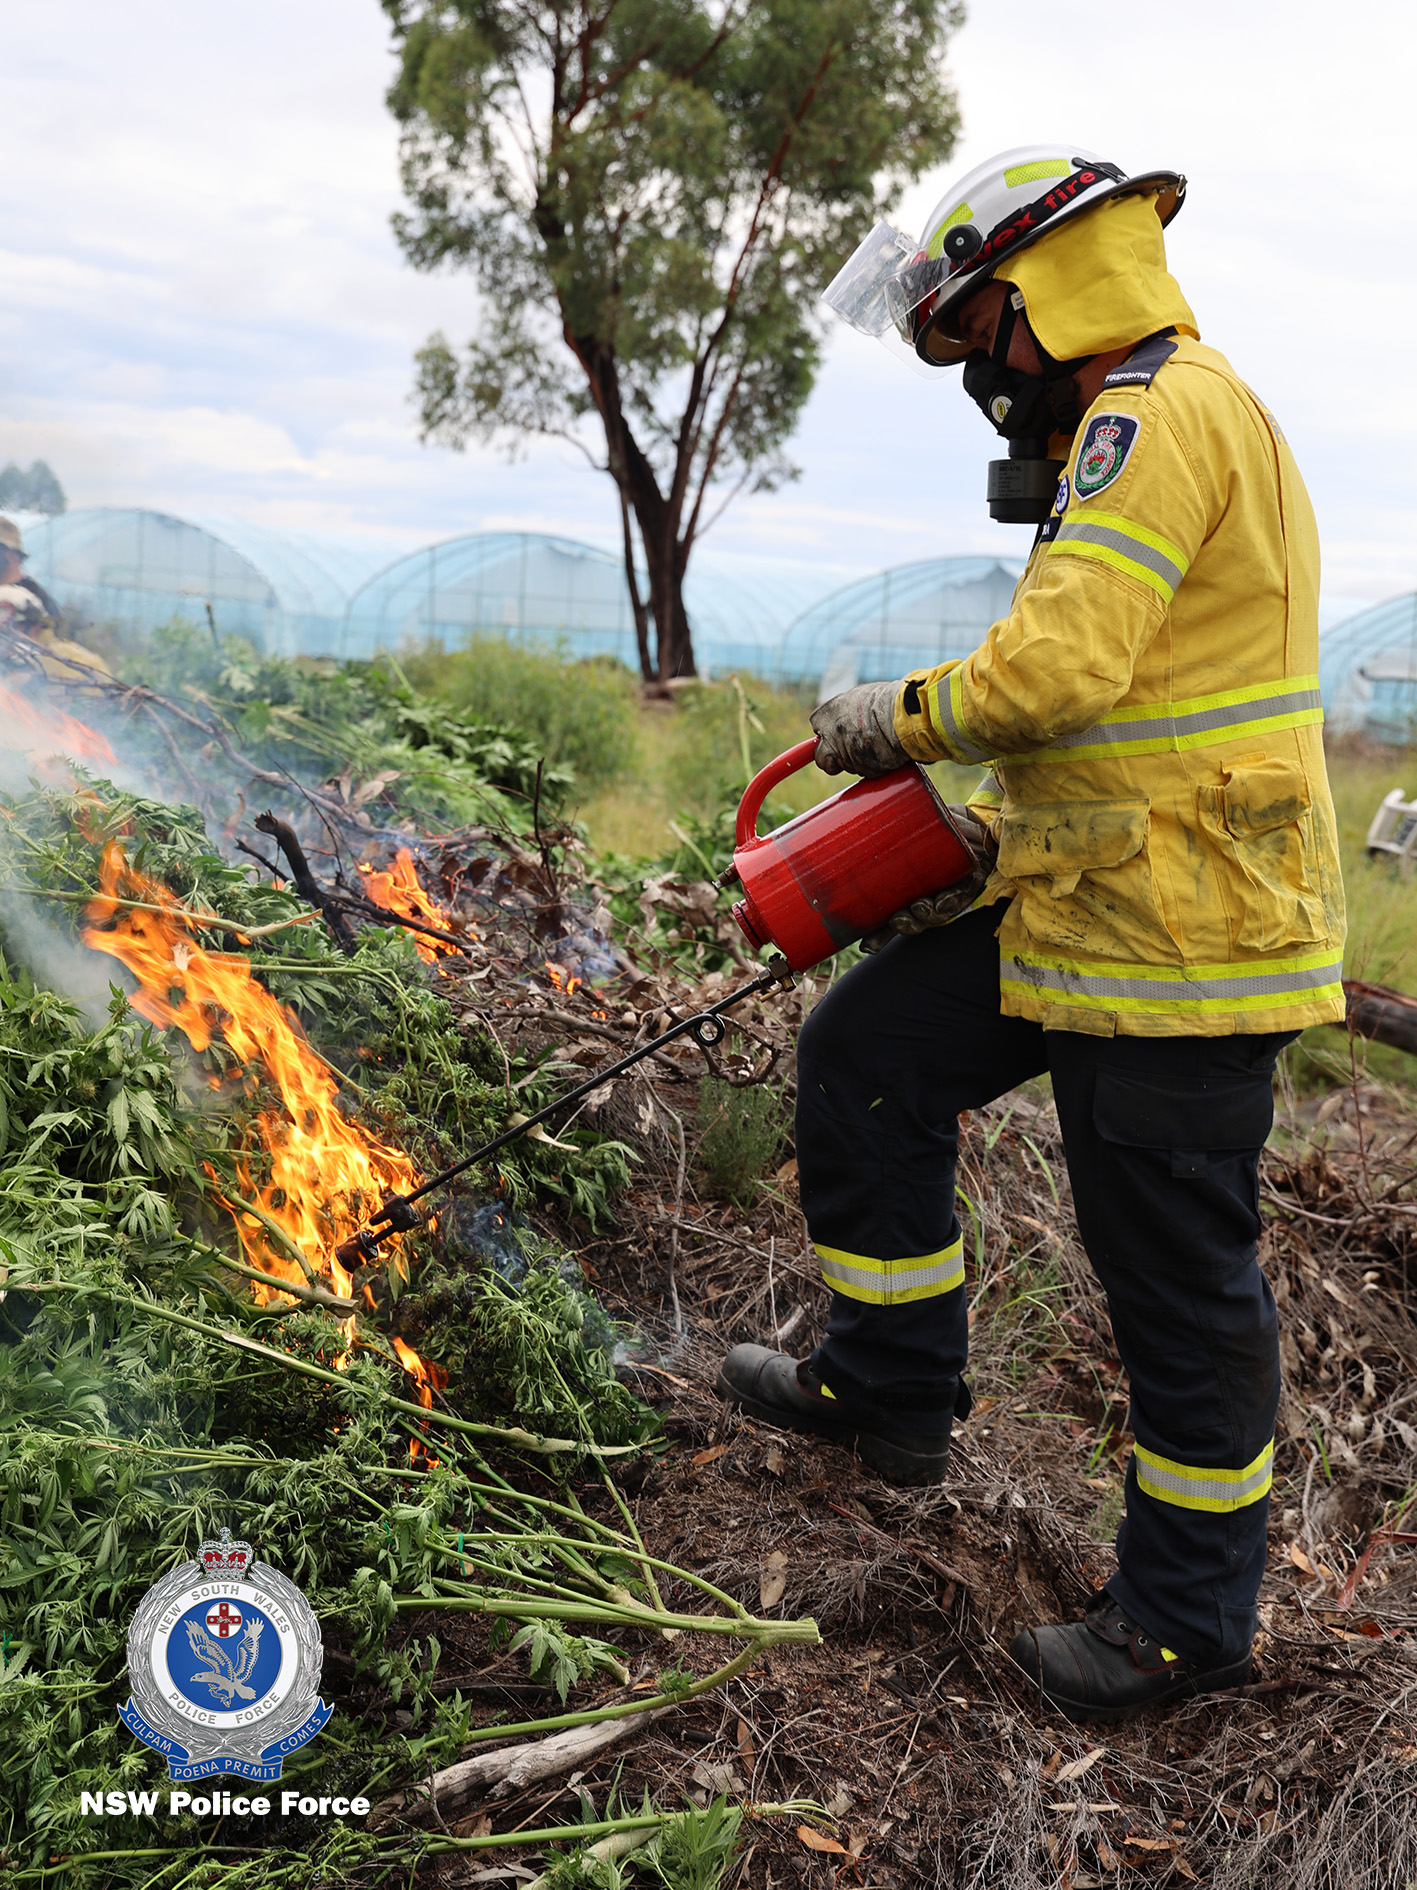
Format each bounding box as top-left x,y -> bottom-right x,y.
1004,159 -> 1072,187
1134,1440 -> 1273,1513
1000,947 -> 1344,1016
1048,512 -> 1191,604
1008,675 -> 1324,764
815,1236 -> 965,1307
925,201 -> 974,258
926,666 -> 994,765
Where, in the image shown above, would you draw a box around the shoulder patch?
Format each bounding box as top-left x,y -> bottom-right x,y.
1074,412 -> 1140,501
1102,332 -> 1178,390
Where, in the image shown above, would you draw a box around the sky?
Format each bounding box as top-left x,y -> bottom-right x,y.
2,0 -> 1413,623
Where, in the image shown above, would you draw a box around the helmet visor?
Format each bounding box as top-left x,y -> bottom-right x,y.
822,221 -> 929,339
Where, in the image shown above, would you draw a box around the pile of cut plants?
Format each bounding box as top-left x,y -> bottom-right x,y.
3,622 -> 1417,1888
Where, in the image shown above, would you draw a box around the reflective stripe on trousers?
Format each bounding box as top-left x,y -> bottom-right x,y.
1134,1440 -> 1274,1513
815,1235 -> 965,1306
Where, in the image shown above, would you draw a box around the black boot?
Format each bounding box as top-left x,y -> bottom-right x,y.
715,1344 -> 956,1486
1010,1594 -> 1252,1725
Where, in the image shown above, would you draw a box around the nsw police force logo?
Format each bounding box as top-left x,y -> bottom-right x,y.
118,1529 -> 332,1782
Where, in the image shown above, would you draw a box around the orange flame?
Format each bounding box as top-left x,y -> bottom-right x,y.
357,849 -> 464,963
81,841 -> 421,1318
0,679 -> 115,769
544,962 -> 581,997
393,1334 -> 448,1410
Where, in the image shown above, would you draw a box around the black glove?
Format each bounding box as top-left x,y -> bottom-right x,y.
859,806 -> 996,953
809,682 -> 909,778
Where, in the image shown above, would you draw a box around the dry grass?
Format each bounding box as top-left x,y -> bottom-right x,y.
437,939 -> 1417,1888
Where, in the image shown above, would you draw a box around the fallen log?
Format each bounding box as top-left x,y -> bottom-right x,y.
1339,979 -> 1417,1059
369,1703 -> 675,1831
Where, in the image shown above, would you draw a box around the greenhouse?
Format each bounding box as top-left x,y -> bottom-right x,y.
1319,591 -> 1417,740
339,532 -> 849,674
8,504 -> 1018,691
340,532 -> 637,665
13,508 -> 392,657
774,555 -> 1023,696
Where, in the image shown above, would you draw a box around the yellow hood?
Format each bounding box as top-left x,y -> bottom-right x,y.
1000,192 -> 1198,361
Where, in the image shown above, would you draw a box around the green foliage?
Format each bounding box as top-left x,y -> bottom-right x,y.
643,1797 -> 745,1890
120,619 -> 572,824
695,1074 -> 788,1206
0,781 -> 662,1881
385,0 -> 963,676
510,1619 -> 629,1701
402,637 -> 641,790
451,1237 -> 651,1446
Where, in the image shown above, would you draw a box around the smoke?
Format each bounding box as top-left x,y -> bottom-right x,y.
0,886 -> 136,1026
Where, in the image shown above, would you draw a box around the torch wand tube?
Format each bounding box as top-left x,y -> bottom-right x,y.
335,955 -> 793,1266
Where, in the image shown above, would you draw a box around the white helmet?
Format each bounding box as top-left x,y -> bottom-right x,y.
823,146 -> 1185,367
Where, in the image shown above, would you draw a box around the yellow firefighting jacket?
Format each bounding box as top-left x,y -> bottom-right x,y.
895,330 -> 1346,1037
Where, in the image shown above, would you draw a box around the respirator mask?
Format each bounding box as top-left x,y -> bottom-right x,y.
962,291 -> 1090,524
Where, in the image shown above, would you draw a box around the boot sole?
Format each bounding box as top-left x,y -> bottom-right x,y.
1013,1648 -> 1254,1725
715,1371 -> 951,1487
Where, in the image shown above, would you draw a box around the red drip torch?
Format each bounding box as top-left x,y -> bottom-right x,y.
721,739 -> 976,974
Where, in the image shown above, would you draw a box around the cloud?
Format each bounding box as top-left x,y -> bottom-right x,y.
0,0 -> 1412,618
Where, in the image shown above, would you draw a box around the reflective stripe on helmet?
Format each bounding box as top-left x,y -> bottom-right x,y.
1000,947 -> 1344,1015
924,201 -> 975,259
1048,511 -> 1190,603
1003,159 -> 1074,188
1008,675 -> 1325,764
1134,1440 -> 1273,1513
816,1235 -> 965,1306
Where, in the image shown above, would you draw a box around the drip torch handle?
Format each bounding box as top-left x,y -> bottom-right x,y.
735,738 -> 820,849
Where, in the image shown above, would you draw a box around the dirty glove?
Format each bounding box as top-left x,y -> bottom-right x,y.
859,806 -> 996,953
810,681 -> 909,778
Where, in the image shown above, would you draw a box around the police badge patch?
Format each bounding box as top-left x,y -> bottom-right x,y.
118,1530 -> 332,1782
1073,412 -> 1140,500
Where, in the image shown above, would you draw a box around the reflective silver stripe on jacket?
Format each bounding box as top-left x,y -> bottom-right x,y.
1000,956 -> 1343,1004
1051,517 -> 1188,595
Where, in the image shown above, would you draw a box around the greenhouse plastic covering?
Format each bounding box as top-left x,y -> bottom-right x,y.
11,506 -> 1025,691
776,557 -> 1023,697
1319,592 -> 1417,740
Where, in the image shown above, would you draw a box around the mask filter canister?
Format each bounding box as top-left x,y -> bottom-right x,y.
987,439 -> 1065,524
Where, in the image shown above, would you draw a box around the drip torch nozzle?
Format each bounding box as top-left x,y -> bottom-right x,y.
330,954 -> 795,1266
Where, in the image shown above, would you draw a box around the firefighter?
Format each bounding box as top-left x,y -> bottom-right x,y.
717,148 -> 1346,1723
0,517 -> 109,682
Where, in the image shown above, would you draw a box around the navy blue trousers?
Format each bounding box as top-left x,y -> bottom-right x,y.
796,906 -> 1290,1663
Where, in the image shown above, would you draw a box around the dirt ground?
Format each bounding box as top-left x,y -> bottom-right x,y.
369,951 -> 1417,1889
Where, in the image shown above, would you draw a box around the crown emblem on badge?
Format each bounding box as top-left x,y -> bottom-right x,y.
199,1529 -> 253,1579
1093,422 -> 1121,445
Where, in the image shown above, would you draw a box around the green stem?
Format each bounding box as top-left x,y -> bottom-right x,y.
202,1246 -> 356,1312
386,1813 -> 668,1858
13,1283 -> 633,1458
389,1591 -> 816,1644
386,1634 -> 780,1763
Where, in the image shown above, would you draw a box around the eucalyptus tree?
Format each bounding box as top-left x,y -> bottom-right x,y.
384,0 -> 963,681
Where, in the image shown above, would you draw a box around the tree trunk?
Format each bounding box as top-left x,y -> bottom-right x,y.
574,335 -> 696,683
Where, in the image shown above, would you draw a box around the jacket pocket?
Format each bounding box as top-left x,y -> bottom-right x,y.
996,798 -> 1181,962
1199,757 -> 1327,952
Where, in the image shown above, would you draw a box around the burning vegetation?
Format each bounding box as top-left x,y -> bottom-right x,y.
1,621 -> 1416,1887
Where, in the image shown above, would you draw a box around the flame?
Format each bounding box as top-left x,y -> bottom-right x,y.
357,848 -> 465,963
408,1435 -> 440,1469
81,841 -> 420,1318
0,679 -> 115,769
544,962 -> 581,997
393,1334 -> 448,1411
